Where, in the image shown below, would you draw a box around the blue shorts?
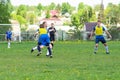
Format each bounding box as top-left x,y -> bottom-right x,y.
95,35 -> 106,44
38,34 -> 50,46
7,37 -> 11,40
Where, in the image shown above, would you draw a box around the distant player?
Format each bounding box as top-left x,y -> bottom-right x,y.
46,23 -> 56,56
6,28 -> 12,48
90,20 -> 112,54
37,22 -> 53,58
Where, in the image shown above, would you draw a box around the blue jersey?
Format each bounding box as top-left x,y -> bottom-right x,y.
6,31 -> 12,38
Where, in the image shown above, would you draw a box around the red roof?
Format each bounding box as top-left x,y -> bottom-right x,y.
50,10 -> 58,16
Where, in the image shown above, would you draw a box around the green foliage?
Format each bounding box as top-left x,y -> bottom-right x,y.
71,3 -> 93,30
17,5 -> 27,18
71,13 -> 80,29
0,41 -> 120,80
61,2 -> 72,15
45,10 -> 50,18
37,3 -> 43,11
55,4 -> 61,12
0,0 -> 12,23
26,11 -> 36,24
0,0 -> 12,39
16,15 -> 26,25
105,3 -> 120,25
109,27 -> 120,40
94,4 -> 101,12
48,2 -> 56,10
37,3 -> 43,16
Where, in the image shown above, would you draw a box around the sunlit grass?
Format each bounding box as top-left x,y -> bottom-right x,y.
0,41 -> 120,80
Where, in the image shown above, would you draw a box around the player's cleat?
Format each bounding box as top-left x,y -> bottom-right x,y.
106,52 -> 110,54
37,53 -> 40,56
31,49 -> 34,53
36,51 -> 42,56
46,55 -> 49,57
50,55 -> 53,58
94,52 -> 96,54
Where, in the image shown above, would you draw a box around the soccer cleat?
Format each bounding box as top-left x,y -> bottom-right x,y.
46,55 -> 49,57
36,51 -> 42,56
50,55 -> 53,58
94,52 -> 96,54
31,49 -> 34,53
106,52 -> 110,54
37,53 -> 40,56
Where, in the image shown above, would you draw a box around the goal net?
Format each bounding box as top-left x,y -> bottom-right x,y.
0,24 -> 21,42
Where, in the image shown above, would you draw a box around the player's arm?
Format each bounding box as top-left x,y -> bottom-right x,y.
90,27 -> 95,39
102,27 -> 112,39
105,30 -> 112,39
54,28 -> 56,33
48,29 -> 53,32
34,29 -> 39,37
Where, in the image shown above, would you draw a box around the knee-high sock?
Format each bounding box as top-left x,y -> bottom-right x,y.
48,47 -> 52,55
33,46 -> 37,50
94,46 -> 98,52
46,50 -> 49,55
8,42 -> 10,48
105,46 -> 109,52
37,45 -> 41,52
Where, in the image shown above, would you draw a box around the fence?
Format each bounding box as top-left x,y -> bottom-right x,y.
0,24 -> 120,42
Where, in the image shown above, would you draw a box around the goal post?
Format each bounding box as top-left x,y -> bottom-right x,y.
0,24 -> 21,42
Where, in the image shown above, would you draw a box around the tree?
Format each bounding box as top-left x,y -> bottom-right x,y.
48,2 -> 56,10
26,11 -> 36,24
46,10 -> 50,18
0,0 -> 13,34
71,3 -> 93,29
16,15 -> 27,30
71,2 -> 94,40
55,4 -> 61,12
0,0 -> 12,23
105,3 -> 120,25
37,3 -> 43,16
94,4 -> 101,12
61,2 -> 72,15
17,5 -> 27,18
71,13 -> 80,30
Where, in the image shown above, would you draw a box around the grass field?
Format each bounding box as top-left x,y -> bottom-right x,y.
0,41 -> 120,80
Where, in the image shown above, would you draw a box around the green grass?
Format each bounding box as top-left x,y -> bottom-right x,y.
0,41 -> 120,80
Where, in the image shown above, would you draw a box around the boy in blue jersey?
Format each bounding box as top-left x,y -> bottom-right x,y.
90,20 -> 112,54
6,28 -> 12,48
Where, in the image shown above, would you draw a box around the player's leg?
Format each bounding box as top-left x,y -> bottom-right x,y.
51,35 -> 55,48
36,35 -> 43,56
46,35 -> 53,58
94,37 -> 99,54
7,38 -> 11,48
31,46 -> 37,53
47,44 -> 52,58
46,40 -> 52,56
37,43 -> 43,56
101,37 -> 109,54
